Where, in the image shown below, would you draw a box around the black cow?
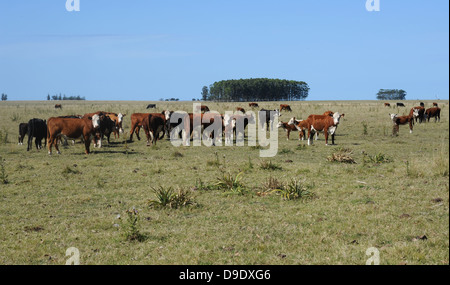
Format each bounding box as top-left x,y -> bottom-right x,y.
27,118 -> 47,151
146,104 -> 156,109
18,123 -> 28,145
259,109 -> 281,131
99,115 -> 116,145
396,103 -> 406,107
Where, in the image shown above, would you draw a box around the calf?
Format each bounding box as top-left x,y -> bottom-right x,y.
18,123 -> 28,145
277,121 -> 301,140
142,114 -> 166,146
396,102 -> 406,107
259,109 -> 281,131
288,117 -> 318,141
27,119 -> 47,151
280,104 -> 292,112
304,113 -> 341,145
425,107 -> 441,123
146,104 -> 156,109
47,115 -> 101,155
390,110 -> 418,135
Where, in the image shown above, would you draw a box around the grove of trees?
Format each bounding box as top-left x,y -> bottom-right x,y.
1,93 -> 7,101
47,94 -> 85,100
202,78 -> 309,102
376,89 -> 407,100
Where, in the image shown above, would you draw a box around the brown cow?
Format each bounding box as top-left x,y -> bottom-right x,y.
390,110 -> 418,135
249,102 -> 259,108
384,103 -> 391,107
236,107 -> 246,114
142,114 -> 166,146
304,113 -> 342,145
47,114 -> 102,155
129,112 -> 167,141
280,104 -> 292,112
433,102 -> 438,107
425,107 -> 441,122
55,104 -> 62,109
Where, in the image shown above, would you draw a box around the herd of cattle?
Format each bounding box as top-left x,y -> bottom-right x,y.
386,101 -> 441,135
16,101 -> 442,155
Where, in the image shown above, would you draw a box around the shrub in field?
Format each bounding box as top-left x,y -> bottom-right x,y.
363,152 -> 392,164
123,207 -> 146,242
148,187 -> 195,209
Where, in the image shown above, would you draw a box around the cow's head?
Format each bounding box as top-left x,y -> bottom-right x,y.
91,114 -> 101,129
389,113 -> 398,121
117,113 -> 125,134
412,108 -> 420,118
163,110 -> 172,121
288,117 -> 296,125
276,121 -> 284,128
332,112 -> 341,125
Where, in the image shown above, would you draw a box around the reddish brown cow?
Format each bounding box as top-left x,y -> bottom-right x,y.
129,112 -> 167,141
249,103 -> 259,108
236,107 -> 246,113
304,113 -> 341,145
142,114 -> 166,146
280,104 -> 292,112
425,107 -> 441,122
288,117 -> 318,141
390,111 -> 417,135
433,102 -> 438,107
47,114 -> 101,155
384,103 -> 391,107
55,104 -> 62,109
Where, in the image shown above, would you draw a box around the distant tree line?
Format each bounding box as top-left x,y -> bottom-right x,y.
47,94 -> 85,101
202,78 -> 309,102
1,93 -> 7,101
376,89 -> 407,100
159,98 -> 180,101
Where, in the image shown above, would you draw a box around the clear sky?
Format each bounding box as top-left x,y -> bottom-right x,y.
0,0 -> 448,101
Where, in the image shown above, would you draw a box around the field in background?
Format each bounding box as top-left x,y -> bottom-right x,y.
0,100 -> 448,265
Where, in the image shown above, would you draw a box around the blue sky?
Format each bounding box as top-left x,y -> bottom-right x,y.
0,0 -> 448,101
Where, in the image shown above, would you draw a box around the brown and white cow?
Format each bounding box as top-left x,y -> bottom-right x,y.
389,109 -> 419,135
47,114 -> 101,155
287,117 -> 317,141
277,121 -> 301,140
409,106 -> 425,123
425,107 -> 441,123
223,113 -> 256,144
280,104 -> 292,112
304,113 -> 342,145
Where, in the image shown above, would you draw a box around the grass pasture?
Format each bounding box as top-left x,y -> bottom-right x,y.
0,100 -> 448,265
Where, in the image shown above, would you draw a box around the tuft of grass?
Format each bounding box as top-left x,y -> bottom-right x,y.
0,156 -> 8,185
260,160 -> 282,171
213,171 -> 248,195
362,121 -> 368,136
363,152 -> 392,164
271,178 -> 315,201
148,186 -> 195,209
172,151 -> 184,158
